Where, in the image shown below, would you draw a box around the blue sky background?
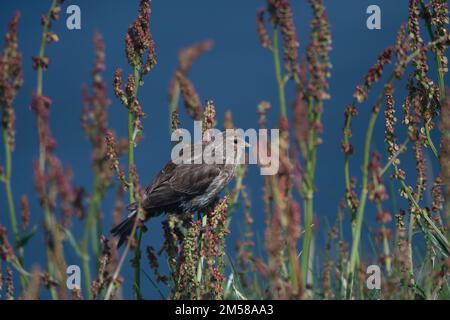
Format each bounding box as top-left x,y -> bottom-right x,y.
0,0 -> 447,299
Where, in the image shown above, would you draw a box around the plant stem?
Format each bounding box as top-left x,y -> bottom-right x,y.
196,214 -> 207,298
88,175 -> 102,264
301,97 -> 319,289
129,67 -> 142,300
128,113 -> 135,203
400,180 -> 449,249
407,208 -> 415,282
301,195 -> 313,287
271,29 -> 287,118
271,26 -> 300,290
343,104 -> 354,205
80,175 -> 103,300
382,229 -> 392,274
34,0 -> 59,300
299,64 -> 323,289
2,129 -> 27,291
424,122 -> 439,159
133,230 -> 143,300
104,214 -> 141,300
375,203 -> 392,274
380,138 -> 409,177
346,104 -> 379,298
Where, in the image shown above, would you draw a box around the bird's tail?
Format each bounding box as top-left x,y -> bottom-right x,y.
111,203 -> 138,248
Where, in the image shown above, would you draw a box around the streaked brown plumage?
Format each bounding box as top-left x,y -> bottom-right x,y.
111,132 -> 246,247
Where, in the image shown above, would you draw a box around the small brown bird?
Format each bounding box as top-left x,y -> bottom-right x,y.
111,131 -> 247,247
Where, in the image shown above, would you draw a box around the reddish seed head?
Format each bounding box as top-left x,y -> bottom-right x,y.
257,8 -> 271,49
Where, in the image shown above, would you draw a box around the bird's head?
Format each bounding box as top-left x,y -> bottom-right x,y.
203,131 -> 249,165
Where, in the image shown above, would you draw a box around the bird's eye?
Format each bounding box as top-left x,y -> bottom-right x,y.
233,138 -> 238,144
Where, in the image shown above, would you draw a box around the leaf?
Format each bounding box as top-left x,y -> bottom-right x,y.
63,228 -> 89,260
15,225 -> 38,249
428,231 -> 449,258
417,217 -> 450,258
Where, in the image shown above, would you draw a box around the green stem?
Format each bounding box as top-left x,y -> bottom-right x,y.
128,111 -> 135,203
196,214 -> 207,298
380,138 -> 409,177
346,106 -> 379,298
382,228 -> 392,274
301,97 -> 319,289
342,109 -> 360,277
129,67 -> 142,300
104,215 -> 141,300
3,131 -> 17,240
424,120 -> 439,159
2,129 -> 27,291
301,194 -> 313,288
400,180 -> 449,249
90,196 -> 101,264
133,230 -> 143,300
34,0 -> 58,300
37,0 -> 56,171
271,29 -> 287,118
300,70 -> 324,290
80,176 -> 103,300
271,26 -> 298,289
407,207 -> 415,283
375,203 -> 392,274
343,106 -> 354,195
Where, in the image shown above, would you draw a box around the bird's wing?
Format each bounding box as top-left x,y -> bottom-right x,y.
145,161 -> 177,195
169,163 -> 222,195
143,161 -> 221,210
